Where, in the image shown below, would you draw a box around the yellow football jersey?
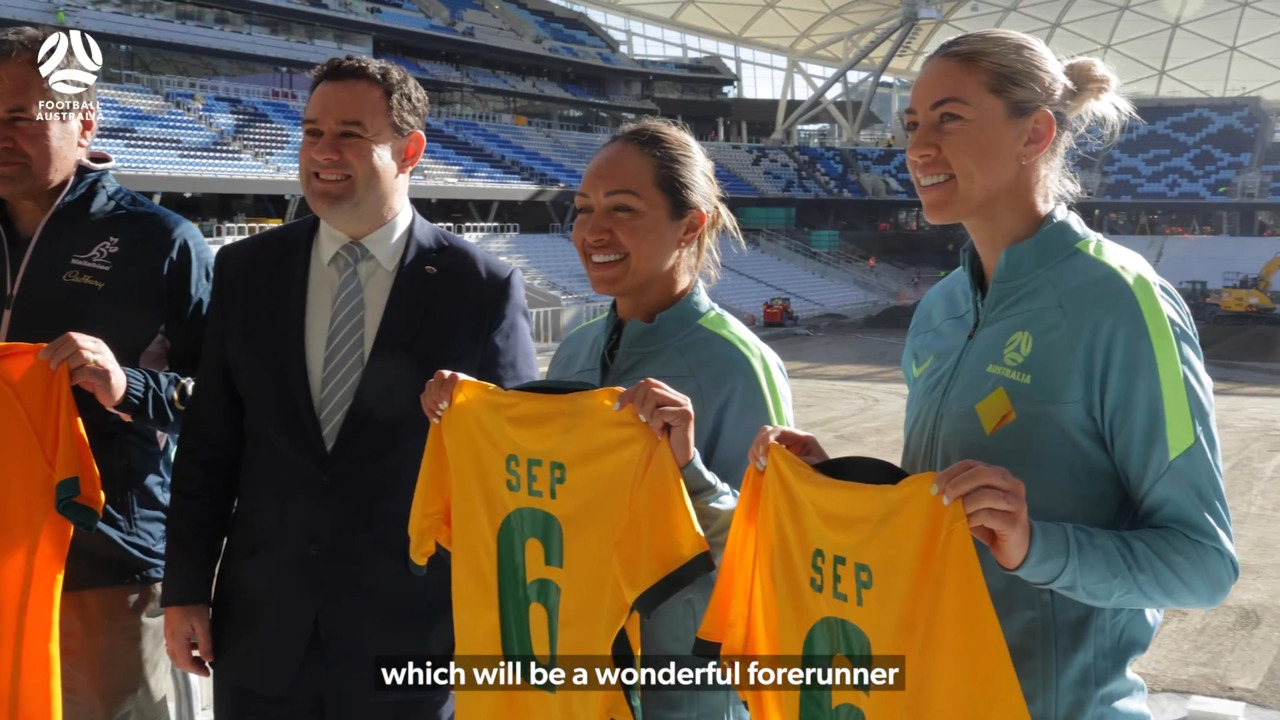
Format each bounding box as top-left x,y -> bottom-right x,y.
696,445 -> 1030,720
408,379 -> 714,720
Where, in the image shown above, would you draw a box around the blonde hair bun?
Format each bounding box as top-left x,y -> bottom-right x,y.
1063,57 -> 1120,119
927,29 -> 1137,204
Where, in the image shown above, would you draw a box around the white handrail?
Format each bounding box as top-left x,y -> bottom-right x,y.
527,302 -> 609,343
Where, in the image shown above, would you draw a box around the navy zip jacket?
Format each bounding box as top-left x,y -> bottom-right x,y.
0,155 -> 214,591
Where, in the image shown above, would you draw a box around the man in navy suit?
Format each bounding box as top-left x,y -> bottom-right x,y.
161,56 -> 539,718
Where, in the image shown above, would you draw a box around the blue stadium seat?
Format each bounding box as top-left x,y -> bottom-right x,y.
93,84 -> 272,176
1100,104 -> 1261,200
1261,142 -> 1280,199
853,149 -> 914,198
798,147 -> 864,197
500,0 -> 610,49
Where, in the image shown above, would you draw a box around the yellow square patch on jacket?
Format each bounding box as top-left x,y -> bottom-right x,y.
975,386 -> 1016,435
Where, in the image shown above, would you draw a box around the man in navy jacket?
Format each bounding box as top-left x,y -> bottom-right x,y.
0,26 -> 214,719
161,56 -> 539,718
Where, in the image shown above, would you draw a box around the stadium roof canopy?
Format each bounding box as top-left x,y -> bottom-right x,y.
574,0 -> 1280,99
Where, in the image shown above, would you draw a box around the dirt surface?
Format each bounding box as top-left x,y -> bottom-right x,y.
765,321 -> 1280,713
1201,325 -> 1280,364
859,302 -> 919,330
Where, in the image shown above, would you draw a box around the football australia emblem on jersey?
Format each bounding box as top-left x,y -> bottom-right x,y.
986,330 -> 1032,385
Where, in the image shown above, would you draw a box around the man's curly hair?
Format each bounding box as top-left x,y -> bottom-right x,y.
309,55 -> 429,137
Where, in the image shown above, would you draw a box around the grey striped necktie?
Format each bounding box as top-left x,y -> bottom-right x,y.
319,241 -> 370,450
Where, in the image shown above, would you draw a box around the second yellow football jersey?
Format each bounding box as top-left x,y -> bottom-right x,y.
408,379 -> 714,720
695,445 -> 1030,720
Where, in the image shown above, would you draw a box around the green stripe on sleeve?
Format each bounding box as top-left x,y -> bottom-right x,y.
697,310 -> 789,425
576,312 -> 608,330
1076,237 -> 1195,461
56,476 -> 101,531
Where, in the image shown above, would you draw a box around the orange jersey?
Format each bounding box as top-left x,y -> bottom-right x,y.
408,380 -> 713,720
0,343 -> 104,720
696,446 -> 1029,719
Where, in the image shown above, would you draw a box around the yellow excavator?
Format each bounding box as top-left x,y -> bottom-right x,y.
1178,253 -> 1280,325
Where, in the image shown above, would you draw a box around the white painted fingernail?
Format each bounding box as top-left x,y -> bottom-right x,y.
942,495 -> 950,506
756,459 -> 766,471
430,417 -> 439,424
638,414 -> 646,423
613,401 -> 620,411
929,484 -> 938,496
439,401 -> 449,409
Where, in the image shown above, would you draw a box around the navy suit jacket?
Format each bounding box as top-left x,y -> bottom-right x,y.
162,209 -> 540,694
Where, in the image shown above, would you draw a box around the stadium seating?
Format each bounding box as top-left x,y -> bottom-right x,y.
374,4 -> 461,34
1101,104 -> 1261,200
703,144 -> 825,197
545,128 -> 610,169
167,90 -> 300,175
441,119 -> 587,186
598,52 -> 639,67
469,233 -> 604,300
854,149 -> 914,198
1262,143 -> 1280,199
707,163 -> 759,198
710,267 -> 811,315
101,78 -> 1280,211
412,59 -> 467,84
260,0 -> 462,34
501,0 -> 610,49
797,147 -> 864,197
436,0 -> 505,29
420,121 -> 540,186
93,84 -> 274,176
467,234 -> 881,317
394,57 -> 650,107
719,245 -> 880,316
134,87 -> 552,186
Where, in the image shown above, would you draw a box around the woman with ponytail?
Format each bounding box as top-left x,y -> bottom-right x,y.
752,29 -> 1237,719
424,118 -> 791,720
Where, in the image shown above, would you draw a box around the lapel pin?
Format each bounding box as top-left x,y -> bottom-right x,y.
424,266 -> 437,274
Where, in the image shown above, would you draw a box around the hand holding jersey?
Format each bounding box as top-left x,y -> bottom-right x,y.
752,427 -> 1033,571
613,378 -> 695,469
38,331 -> 129,410
930,459 -> 1031,570
420,368 -> 467,423
749,424 -> 830,470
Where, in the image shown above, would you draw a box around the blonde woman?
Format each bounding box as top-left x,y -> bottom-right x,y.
753,29 -> 1237,719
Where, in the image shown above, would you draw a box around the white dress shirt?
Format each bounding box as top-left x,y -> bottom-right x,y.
305,203 -> 413,414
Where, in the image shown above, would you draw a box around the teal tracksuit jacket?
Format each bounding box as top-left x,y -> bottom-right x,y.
901,206 -> 1239,719
547,281 -> 793,720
